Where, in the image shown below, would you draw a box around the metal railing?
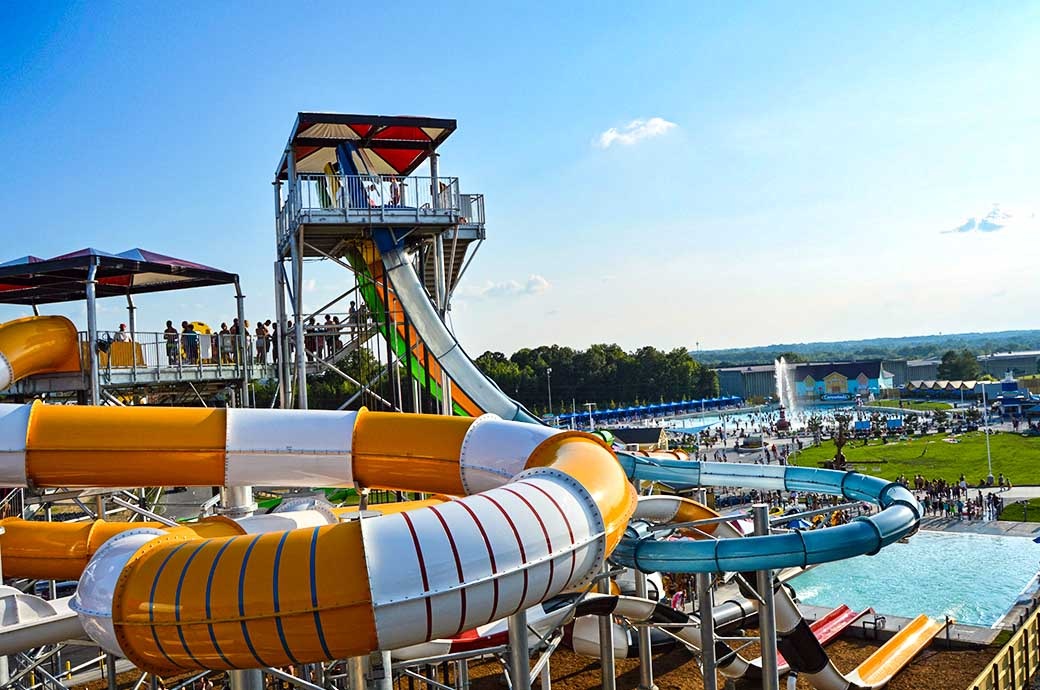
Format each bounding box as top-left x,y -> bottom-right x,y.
967,601 -> 1040,689
459,192 -> 485,224
291,173 -> 459,212
278,174 -> 483,239
82,331 -> 272,383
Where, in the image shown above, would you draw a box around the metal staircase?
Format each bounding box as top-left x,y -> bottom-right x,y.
421,237 -> 473,300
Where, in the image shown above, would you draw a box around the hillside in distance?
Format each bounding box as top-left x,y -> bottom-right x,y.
694,329 -> 1040,367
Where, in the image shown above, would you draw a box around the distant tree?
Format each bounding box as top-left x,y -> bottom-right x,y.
937,349 -> 981,380
776,351 -> 807,363
831,413 -> 852,469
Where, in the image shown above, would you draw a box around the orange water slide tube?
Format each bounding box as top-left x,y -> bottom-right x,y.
0,499 -> 450,581
0,403 -> 636,675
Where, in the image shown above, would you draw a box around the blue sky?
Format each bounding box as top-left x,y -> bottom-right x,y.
1,2 -> 1038,353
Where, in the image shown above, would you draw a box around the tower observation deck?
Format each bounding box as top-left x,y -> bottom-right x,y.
272,113 -> 486,412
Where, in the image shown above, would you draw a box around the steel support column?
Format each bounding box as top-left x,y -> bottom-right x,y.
598,562 -> 616,690
234,279 -> 249,408
85,259 -> 101,405
228,670 -> 264,690
274,261 -> 290,408
289,230 -> 308,409
220,486 -> 261,690
634,570 -> 657,690
125,293 -> 136,342
753,504 -> 779,690
507,610 -> 531,690
696,572 -> 717,690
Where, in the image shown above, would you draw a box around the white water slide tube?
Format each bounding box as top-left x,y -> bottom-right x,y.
372,229 -> 540,424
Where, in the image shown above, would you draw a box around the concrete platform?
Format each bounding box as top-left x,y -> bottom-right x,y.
921,516 -> 1040,538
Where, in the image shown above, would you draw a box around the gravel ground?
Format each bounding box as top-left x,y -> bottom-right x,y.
463,640 -> 995,690
72,637 -> 995,690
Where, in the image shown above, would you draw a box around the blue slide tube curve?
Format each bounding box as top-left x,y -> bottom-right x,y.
613,456 -> 921,574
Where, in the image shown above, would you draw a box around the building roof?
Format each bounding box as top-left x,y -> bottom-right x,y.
793,361 -> 889,380
0,248 -> 238,305
905,379 -> 988,391
716,364 -> 775,373
276,112 -> 457,180
979,351 -> 1040,360
611,427 -> 666,445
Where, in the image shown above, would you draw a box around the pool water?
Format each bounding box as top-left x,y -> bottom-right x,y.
790,530 -> 1040,627
665,404 -> 858,434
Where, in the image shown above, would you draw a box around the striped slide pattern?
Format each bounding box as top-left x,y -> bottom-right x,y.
0,402 -> 636,674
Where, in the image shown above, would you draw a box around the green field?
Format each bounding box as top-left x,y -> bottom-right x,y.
869,400 -> 953,411
998,497 -> 1040,522
790,432 -> 1040,484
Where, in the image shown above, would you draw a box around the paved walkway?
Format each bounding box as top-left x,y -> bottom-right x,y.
920,515 -> 1040,538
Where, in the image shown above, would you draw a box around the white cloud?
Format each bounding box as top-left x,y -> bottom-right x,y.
596,117 -> 677,148
459,274 -> 551,300
944,203 -> 1036,234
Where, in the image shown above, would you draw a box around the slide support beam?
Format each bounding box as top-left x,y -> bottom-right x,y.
507,610 -> 531,690
697,571 -> 716,690
598,561 -> 616,690
753,504 -> 779,690
634,570 -> 657,690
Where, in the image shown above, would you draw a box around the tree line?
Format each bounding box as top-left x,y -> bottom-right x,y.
475,344 -> 719,417
696,329 -> 1040,367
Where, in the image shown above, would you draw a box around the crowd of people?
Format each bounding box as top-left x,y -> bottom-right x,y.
103,300 -> 373,368
899,472 -> 1011,521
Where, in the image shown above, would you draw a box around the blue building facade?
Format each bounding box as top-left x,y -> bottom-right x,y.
793,361 -> 894,401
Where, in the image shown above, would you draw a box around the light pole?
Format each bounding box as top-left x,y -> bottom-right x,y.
584,402 -> 596,430
982,382 -> 993,482
546,367 -> 553,418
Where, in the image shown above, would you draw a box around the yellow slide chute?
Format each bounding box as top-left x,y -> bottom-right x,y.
0,315 -> 80,389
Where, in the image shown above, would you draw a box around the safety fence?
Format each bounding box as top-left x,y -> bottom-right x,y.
966,603 -> 1040,689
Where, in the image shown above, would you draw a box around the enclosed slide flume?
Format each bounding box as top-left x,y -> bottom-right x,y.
0,402 -> 635,674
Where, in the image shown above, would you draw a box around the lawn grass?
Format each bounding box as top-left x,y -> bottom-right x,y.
998,497 -> 1040,522
790,431 -> 1040,484
869,399 -> 953,411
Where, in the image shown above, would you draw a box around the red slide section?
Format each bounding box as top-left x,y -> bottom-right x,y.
777,605 -> 871,666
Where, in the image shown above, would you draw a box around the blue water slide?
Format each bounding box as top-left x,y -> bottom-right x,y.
335,142 -> 370,208
611,457 -> 921,574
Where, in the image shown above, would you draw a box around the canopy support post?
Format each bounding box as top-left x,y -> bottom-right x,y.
125,293 -> 136,342
234,279 -> 249,408
291,229 -> 308,410
274,261 -> 289,409
85,259 -> 101,406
